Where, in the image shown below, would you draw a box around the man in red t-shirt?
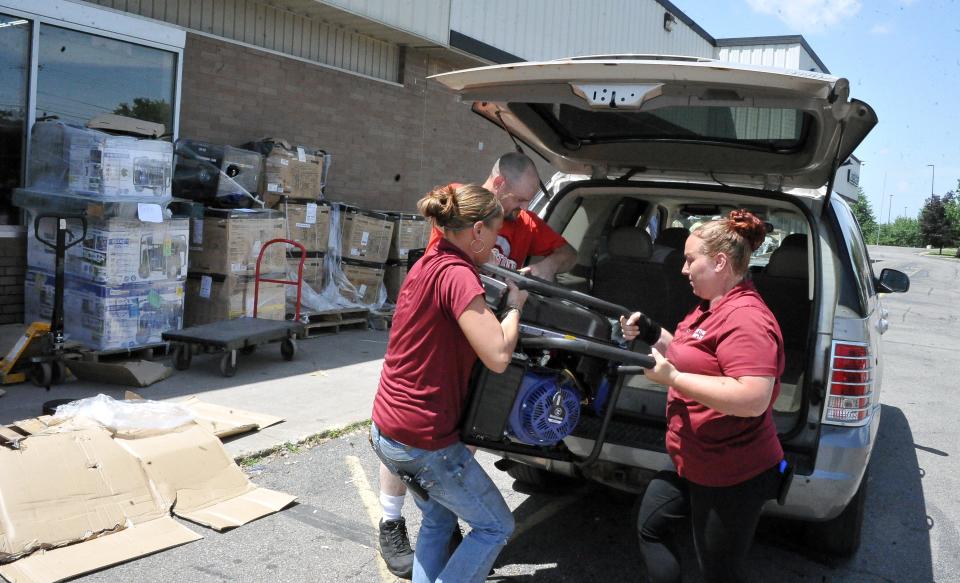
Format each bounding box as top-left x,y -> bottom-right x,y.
426,152 -> 578,280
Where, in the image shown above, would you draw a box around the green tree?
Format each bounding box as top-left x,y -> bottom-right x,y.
850,187 -> 878,242
943,189 -> 960,256
919,194 -> 950,252
880,216 -> 922,247
113,98 -> 171,129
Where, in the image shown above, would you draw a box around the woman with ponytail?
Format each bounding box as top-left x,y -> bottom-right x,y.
369,183 -> 527,583
621,209 -> 786,583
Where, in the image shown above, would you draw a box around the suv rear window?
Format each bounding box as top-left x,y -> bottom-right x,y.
532,104 -> 811,151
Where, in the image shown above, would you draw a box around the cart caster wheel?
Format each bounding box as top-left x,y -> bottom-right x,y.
241,345 -> 257,355
173,344 -> 192,371
281,338 -> 297,361
51,360 -> 68,385
30,362 -> 53,388
220,350 -> 238,377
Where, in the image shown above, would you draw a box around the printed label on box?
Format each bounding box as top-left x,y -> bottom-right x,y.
358,284 -> 367,296
306,203 -> 317,224
138,203 -> 163,223
200,275 -> 212,299
268,183 -> 282,193
297,147 -> 306,162
350,248 -> 359,256
280,159 -> 289,166
192,218 -> 203,245
296,222 -> 310,229
361,231 -> 369,246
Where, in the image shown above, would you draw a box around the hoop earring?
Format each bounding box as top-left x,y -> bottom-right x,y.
470,239 -> 486,254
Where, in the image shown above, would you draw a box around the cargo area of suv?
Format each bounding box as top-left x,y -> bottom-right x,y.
433,56 -> 910,557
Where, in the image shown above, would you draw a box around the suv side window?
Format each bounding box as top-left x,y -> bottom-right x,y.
832,198 -> 876,313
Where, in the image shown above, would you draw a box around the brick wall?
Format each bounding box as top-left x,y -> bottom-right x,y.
0,233 -> 25,324
179,34 -> 518,211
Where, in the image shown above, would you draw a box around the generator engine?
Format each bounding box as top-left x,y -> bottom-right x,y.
507,372 -> 581,446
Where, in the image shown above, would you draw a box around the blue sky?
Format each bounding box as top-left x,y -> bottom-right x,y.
679,0 -> 960,221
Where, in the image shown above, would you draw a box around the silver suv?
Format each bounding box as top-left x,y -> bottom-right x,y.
435,56 -> 910,557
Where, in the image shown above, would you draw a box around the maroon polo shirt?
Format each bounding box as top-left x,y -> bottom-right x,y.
665,280 -> 785,487
371,238 -> 485,450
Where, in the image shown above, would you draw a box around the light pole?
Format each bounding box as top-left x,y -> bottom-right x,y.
927,164 -> 935,196
876,172 -> 887,245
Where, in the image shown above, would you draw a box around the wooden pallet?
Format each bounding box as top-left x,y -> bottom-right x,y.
299,308 -> 369,337
78,342 -> 171,363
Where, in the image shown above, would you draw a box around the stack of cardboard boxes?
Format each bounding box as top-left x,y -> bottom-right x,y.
184,209 -> 288,326
21,120 -> 186,351
383,213 -> 432,303
336,205 -> 395,305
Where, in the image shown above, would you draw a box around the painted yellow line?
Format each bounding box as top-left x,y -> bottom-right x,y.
345,454 -> 397,583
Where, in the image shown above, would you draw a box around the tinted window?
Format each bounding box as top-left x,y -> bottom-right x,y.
533,104 -> 809,151
0,14 -> 29,224
832,198 -> 875,313
36,24 -> 177,130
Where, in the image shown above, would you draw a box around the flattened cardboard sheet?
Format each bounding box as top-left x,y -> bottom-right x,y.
179,396 -> 284,438
0,518 -> 200,583
0,428 -> 165,562
119,424 -> 295,531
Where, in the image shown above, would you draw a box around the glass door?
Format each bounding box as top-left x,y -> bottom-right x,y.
0,14 -> 30,225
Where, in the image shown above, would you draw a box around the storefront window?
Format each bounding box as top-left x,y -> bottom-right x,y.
36,24 -> 177,131
0,14 -> 30,225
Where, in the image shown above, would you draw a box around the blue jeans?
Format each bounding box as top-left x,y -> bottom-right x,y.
370,423 -> 514,583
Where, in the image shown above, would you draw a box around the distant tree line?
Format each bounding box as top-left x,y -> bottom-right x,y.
850,181 -> 960,256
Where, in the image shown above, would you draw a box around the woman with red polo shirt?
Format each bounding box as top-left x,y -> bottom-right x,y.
621,209 -> 785,583
370,183 -> 528,583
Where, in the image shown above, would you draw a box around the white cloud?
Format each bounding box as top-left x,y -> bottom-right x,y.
746,0 -> 862,34
870,23 -> 891,34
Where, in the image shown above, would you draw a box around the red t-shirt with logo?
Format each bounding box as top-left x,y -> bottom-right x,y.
372,238 -> 485,450
665,280 -> 785,487
426,209 -> 567,269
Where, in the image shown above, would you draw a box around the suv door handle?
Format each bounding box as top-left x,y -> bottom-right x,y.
878,318 -> 889,335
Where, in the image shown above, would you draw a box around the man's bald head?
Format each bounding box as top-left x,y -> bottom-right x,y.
485,153 -> 540,221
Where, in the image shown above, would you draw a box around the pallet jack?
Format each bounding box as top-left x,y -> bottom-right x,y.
0,213 -> 87,388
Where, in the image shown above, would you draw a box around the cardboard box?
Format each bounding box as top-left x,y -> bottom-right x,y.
340,260 -> 385,305
0,416 -> 294,583
384,262 -> 408,303
337,205 -> 394,264
29,120 -> 173,198
284,201 -> 330,253
245,139 -> 327,204
24,270 -> 185,351
184,273 -> 285,327
287,253 -> 325,292
385,212 -> 431,260
173,140 -> 263,206
188,209 -> 286,276
28,216 -> 189,286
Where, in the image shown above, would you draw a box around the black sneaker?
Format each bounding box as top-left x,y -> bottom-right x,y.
379,518 -> 414,579
447,524 -> 464,556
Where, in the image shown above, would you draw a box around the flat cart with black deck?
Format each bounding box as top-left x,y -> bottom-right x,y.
163,239 -> 307,377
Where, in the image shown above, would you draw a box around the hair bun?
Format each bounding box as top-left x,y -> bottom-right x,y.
727,209 -> 766,252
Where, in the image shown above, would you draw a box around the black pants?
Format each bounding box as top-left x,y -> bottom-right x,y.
636,466 -> 782,583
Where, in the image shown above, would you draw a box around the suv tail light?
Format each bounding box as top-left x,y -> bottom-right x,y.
824,341 -> 874,426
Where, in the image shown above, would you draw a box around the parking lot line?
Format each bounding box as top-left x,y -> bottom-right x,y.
345,454 -> 397,583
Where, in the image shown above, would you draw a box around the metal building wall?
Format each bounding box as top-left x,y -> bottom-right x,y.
717,44 -> 802,70
449,0 -> 714,61
91,0 -> 400,81
317,0 -> 449,44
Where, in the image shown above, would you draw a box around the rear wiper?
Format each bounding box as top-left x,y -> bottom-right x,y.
616,167 -> 647,182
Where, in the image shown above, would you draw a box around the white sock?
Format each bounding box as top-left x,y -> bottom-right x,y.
380,492 -> 405,522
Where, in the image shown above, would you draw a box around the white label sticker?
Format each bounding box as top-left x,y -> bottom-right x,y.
296,222 -> 310,229
231,263 -> 245,272
137,203 -> 163,223
297,147 -> 306,162
360,231 -> 370,246
350,247 -> 360,256
268,183 -> 282,192
399,247 -> 408,256
199,275 -> 212,299
280,158 -> 289,166
358,284 -> 367,297
306,202 -> 317,224
192,218 -> 203,245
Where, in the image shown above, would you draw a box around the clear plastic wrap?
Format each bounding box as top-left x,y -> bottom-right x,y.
28,120 -> 173,199
51,394 -> 194,436
172,140 -> 264,208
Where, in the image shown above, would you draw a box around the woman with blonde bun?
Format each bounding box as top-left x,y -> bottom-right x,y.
370,184 -> 527,583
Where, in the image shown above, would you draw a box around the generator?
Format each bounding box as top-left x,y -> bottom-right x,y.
172,140 -> 263,208
461,264 -> 654,464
